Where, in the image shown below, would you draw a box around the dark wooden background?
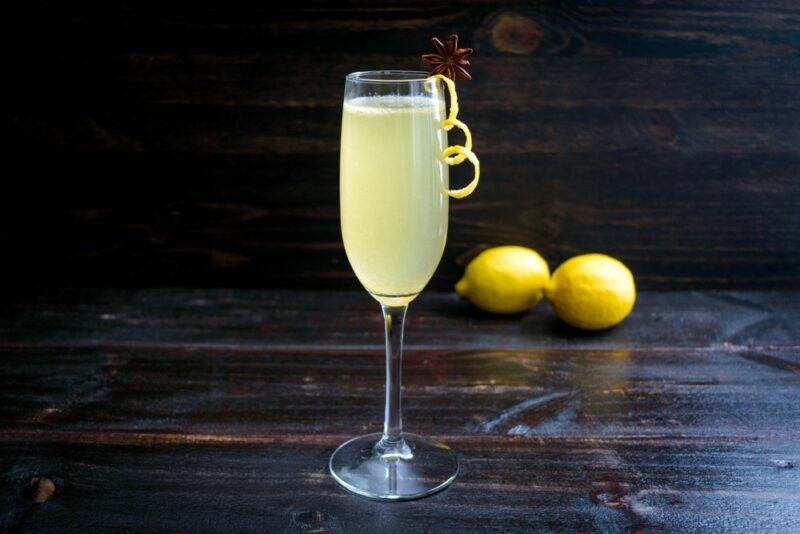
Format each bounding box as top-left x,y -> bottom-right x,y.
7,1 -> 800,290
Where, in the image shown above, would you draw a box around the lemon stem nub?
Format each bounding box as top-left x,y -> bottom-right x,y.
455,277 -> 469,297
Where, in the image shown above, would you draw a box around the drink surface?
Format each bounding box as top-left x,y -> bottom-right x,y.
340,95 -> 449,306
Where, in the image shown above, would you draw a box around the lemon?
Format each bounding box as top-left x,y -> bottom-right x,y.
545,254 -> 635,329
455,246 -> 550,314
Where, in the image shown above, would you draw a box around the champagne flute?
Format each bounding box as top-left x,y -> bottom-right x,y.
329,70 -> 458,500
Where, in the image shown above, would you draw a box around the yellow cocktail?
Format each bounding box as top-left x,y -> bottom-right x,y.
340,94 -> 448,305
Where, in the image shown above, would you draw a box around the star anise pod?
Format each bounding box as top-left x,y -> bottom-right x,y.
421,34 -> 473,81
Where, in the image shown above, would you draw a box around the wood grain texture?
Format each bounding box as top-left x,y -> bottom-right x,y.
1,439 -> 798,532
1,289 -> 799,531
6,1 -> 800,288
2,288 -> 799,349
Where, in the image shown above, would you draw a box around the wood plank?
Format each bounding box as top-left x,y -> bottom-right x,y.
15,52 -> 800,113
14,2 -> 800,60
1,289 -> 798,349
1,438 -> 798,531
1,344 -> 799,439
15,103 -> 800,155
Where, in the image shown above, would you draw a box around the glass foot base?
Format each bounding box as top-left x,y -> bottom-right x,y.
329,433 -> 458,501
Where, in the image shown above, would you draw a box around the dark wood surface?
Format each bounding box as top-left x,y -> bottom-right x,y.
1,288 -> 798,532
7,1 -> 800,289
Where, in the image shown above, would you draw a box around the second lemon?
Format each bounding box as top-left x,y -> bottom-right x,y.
545,254 -> 636,329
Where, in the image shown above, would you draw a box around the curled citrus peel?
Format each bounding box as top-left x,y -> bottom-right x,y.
443,145 -> 480,198
429,74 -> 479,199
441,118 -> 471,164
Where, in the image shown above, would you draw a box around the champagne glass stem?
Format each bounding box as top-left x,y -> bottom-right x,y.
381,304 -> 407,445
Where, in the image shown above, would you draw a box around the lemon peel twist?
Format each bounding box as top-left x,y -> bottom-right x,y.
429,74 -> 480,199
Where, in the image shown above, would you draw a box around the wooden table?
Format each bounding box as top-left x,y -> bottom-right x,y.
2,288 -> 799,531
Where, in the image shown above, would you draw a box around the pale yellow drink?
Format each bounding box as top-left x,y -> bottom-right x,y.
340,94 -> 449,305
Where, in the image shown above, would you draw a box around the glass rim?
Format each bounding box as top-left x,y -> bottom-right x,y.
346,70 -> 432,83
